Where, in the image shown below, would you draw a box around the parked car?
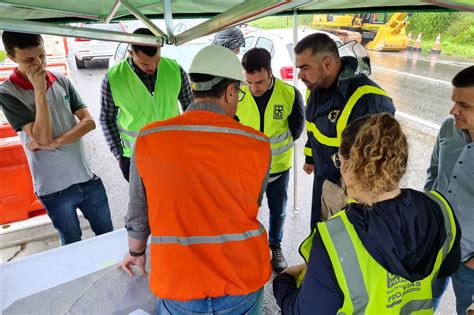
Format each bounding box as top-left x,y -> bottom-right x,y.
240,28 -> 354,81
73,22 -> 127,69
109,35 -> 213,71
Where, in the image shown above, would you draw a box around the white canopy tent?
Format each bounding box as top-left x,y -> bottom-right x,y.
1,2 -> 473,312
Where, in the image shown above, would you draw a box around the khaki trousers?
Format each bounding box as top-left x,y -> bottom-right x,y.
320,180 -> 347,221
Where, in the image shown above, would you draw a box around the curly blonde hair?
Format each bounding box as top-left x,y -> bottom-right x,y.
339,113 -> 408,196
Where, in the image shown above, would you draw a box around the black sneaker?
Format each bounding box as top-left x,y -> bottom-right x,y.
270,245 -> 288,273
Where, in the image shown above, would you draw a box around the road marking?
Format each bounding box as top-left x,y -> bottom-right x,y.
374,52 -> 471,68
372,66 -> 451,85
396,111 -> 440,131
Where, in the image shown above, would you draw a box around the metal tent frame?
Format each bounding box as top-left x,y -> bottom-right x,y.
0,0 -> 471,47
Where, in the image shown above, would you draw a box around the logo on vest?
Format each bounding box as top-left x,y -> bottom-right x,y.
387,274 -> 405,288
328,110 -> 340,123
274,105 -> 284,119
386,273 -> 422,308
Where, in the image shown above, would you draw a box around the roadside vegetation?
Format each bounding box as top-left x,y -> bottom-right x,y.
0,50 -> 6,63
407,12 -> 474,58
250,12 -> 474,59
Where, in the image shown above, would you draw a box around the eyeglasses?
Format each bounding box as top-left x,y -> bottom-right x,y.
331,152 -> 341,168
235,86 -> 246,102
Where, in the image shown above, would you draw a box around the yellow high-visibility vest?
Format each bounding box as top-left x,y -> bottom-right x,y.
298,191 -> 456,314
237,78 -> 295,174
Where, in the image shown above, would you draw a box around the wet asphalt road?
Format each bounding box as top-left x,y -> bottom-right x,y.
67,48 -> 471,314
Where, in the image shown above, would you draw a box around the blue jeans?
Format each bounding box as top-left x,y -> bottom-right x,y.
157,288 -> 263,314
266,170 -> 290,246
38,175 -> 114,245
432,262 -> 474,314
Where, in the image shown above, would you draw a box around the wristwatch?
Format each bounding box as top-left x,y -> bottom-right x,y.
129,248 -> 146,257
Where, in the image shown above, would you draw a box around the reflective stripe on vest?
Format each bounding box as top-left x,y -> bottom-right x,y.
139,124 -> 268,142
399,300 -> 434,315
108,58 -> 181,157
323,216 -> 369,314
270,130 -> 293,155
298,191 -> 456,314
270,130 -> 291,144
306,85 -> 388,147
151,224 -> 265,245
304,146 -> 312,157
117,125 -> 140,138
117,125 -> 138,149
237,78 -> 295,173
425,190 -> 457,262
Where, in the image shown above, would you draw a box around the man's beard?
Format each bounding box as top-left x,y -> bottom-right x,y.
302,70 -> 326,91
302,79 -> 318,91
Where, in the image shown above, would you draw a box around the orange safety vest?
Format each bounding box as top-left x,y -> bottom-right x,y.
135,109 -> 272,301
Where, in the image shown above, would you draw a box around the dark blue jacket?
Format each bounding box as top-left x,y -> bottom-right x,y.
273,189 -> 461,314
305,56 -> 395,183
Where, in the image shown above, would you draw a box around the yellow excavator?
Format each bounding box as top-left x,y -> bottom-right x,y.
312,13 -> 410,52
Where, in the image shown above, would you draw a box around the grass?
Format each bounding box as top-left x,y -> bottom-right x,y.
416,36 -> 474,58
249,16 -> 311,29
455,0 -> 474,6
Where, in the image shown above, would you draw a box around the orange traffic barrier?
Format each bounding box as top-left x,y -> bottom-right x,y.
0,134 -> 46,224
413,33 -> 422,52
430,33 -> 442,55
407,32 -> 413,50
63,37 -> 69,55
0,123 -> 17,138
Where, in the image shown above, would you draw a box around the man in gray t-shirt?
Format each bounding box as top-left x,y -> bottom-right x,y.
0,31 -> 113,245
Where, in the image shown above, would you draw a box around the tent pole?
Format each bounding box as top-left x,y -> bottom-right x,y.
0,18 -> 163,46
163,0 -> 175,43
105,0 -> 122,23
292,8 -> 300,214
119,0 -> 167,41
237,0 -> 312,26
0,2 -> 100,20
175,0 -> 293,46
113,3 -> 161,19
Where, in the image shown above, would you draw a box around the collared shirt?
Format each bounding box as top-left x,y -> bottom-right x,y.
425,117 -> 474,261
9,68 -> 57,90
99,57 -> 193,159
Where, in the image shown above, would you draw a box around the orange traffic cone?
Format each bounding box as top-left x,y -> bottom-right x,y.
407,32 -> 413,50
413,33 -> 422,52
430,33 -> 442,54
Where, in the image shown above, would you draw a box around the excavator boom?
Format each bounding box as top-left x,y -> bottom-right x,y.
312,13 -> 410,52
367,13 -> 410,51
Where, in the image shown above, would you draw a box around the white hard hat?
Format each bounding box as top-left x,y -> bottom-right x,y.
189,44 -> 244,91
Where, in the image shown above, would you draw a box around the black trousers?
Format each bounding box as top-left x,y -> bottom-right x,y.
310,173 -> 325,230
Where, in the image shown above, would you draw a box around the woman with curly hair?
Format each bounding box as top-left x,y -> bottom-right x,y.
273,113 -> 461,314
